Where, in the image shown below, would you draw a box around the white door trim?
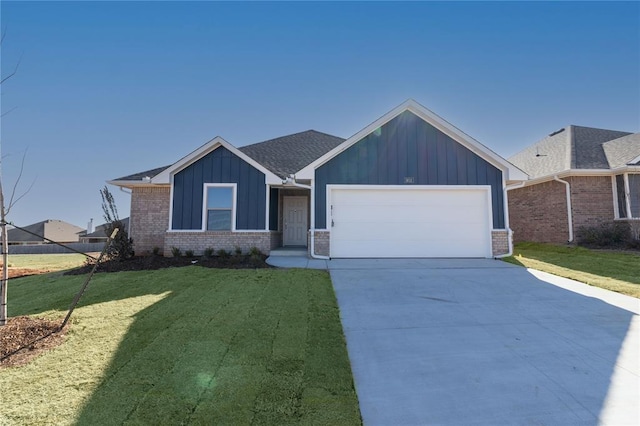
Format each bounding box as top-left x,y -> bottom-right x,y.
283,196 -> 308,246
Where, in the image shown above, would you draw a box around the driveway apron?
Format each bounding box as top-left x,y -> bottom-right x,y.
329,259 -> 640,426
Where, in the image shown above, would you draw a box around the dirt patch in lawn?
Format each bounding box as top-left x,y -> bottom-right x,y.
64,254 -> 271,275
0,316 -> 68,368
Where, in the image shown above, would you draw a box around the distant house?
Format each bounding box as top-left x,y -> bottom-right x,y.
508,126 -> 640,243
109,100 -> 525,258
5,219 -> 85,245
79,218 -> 130,243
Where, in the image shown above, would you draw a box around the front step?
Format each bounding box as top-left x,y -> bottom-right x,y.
269,247 -> 308,257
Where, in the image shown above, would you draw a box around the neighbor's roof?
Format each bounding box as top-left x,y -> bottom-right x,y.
83,218 -> 130,239
5,220 -> 84,243
111,130 -> 344,183
508,126 -> 634,179
238,130 -> 345,178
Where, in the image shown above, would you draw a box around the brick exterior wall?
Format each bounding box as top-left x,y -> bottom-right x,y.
508,176 -> 615,244
130,186 -> 171,255
164,231 -> 279,256
567,176 -> 614,231
308,230 -> 330,257
491,230 -> 509,256
508,180 -> 570,243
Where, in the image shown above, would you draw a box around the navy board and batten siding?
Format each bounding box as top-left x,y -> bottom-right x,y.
171,146 -> 266,230
315,111 -> 505,229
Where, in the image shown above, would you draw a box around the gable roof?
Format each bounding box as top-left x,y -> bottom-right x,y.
151,136 -> 283,185
509,126 -> 635,179
296,99 -> 527,182
5,220 -> 84,243
109,131 -> 345,187
238,130 -> 345,178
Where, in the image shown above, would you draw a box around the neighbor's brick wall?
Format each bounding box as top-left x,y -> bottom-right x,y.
164,231 -> 276,256
508,180 -> 569,243
491,230 -> 509,256
308,230 -> 330,257
508,176 -> 615,244
567,176 -> 614,232
130,186 -> 171,254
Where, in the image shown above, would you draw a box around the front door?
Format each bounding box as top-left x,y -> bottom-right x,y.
283,196 -> 308,246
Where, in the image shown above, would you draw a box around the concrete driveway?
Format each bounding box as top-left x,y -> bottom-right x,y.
329,259 -> 639,425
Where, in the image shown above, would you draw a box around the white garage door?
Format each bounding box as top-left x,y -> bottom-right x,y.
330,186 -> 492,258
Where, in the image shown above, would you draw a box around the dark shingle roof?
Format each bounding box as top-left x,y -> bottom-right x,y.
84,218 -> 130,238
6,220 -> 84,243
111,130 -> 344,183
113,166 -> 171,182
238,130 -> 345,178
509,126 -> 634,179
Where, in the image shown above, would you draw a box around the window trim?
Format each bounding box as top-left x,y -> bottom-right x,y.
201,183 -> 237,231
613,173 -> 640,220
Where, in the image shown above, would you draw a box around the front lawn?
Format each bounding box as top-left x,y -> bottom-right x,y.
3,253 -> 88,271
503,242 -> 640,298
0,267 -> 361,425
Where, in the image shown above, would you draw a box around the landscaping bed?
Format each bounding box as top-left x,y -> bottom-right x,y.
65,253 -> 270,275
0,316 -> 67,368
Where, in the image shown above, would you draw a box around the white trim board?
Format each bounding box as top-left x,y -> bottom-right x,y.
152,136 -> 282,185
296,99 -> 527,182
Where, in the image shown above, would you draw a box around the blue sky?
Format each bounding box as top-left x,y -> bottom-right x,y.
1,1 -> 639,230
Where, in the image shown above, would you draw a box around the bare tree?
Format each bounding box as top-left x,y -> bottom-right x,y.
0,31 -> 31,326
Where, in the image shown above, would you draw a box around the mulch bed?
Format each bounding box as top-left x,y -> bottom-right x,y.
65,254 -> 271,275
0,316 -> 67,368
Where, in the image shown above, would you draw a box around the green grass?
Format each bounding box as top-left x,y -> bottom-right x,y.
0,267 -> 361,425
503,242 -> 640,298
4,253 -> 88,270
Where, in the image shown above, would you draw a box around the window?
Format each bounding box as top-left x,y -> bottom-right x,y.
615,173 -> 640,219
205,186 -> 234,230
630,174 -> 640,218
616,175 -> 627,218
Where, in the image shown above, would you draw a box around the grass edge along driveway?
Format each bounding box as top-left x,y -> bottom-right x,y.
0,267 -> 362,425
504,242 -> 640,298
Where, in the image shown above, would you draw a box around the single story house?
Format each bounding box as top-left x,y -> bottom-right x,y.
508,126 -> 640,243
4,219 -> 85,245
79,218 -> 130,243
109,100 -> 527,258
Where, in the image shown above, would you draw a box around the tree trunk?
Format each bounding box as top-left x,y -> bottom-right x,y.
0,196 -> 7,326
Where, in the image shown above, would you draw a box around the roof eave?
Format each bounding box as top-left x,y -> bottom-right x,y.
151,136 -> 282,185
517,167 -> 640,186
296,99 -> 524,181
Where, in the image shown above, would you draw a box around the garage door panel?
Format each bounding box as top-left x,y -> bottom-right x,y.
330,187 -> 491,258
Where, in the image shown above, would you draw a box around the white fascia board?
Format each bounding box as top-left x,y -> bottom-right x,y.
151,136 -> 282,185
106,180 -> 169,189
296,99 -> 528,182
515,168 -> 628,187
629,153 -> 640,165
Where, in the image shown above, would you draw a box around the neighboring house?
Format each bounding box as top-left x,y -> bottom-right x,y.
109,100 -> 526,258
4,219 -> 85,245
79,218 -> 130,243
508,126 -> 640,244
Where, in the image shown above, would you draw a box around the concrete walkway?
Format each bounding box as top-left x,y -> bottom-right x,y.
328,259 -> 639,425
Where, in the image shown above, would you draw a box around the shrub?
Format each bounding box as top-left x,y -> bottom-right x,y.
185,249 -> 194,258
577,222 -> 630,248
171,246 -> 182,257
203,247 -> 214,258
249,246 -> 262,257
234,246 -> 243,256
100,186 -> 134,261
216,249 -> 230,259
152,247 -> 161,256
